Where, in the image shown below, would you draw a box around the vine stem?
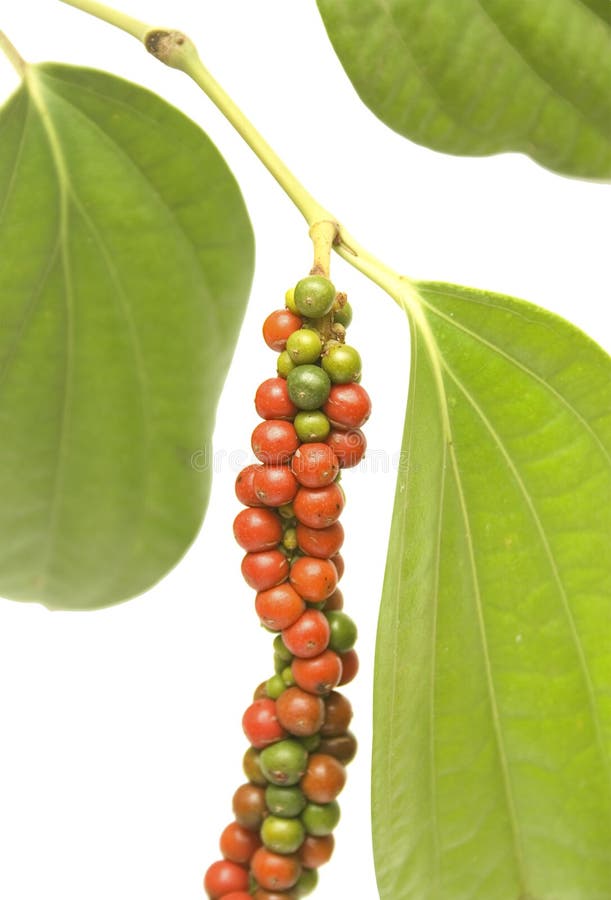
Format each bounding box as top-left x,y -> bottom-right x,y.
0,31 -> 27,77
57,0 -> 424,319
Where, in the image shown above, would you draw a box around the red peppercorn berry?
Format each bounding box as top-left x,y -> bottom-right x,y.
232,783 -> 267,831
262,309 -> 303,351
289,556 -> 338,603
235,464 -> 266,508
322,588 -> 344,611
253,465 -> 298,507
219,821 -> 262,865
291,650 -> 343,696
331,552 -> 345,581
290,443 -> 339,488
255,377 -> 299,420
204,859 -> 249,899
322,382 -> 371,429
299,833 -> 335,869
293,483 -> 345,529
233,507 -> 283,552
241,549 -> 289,592
301,753 -> 347,804
296,521 -> 344,559
321,691 -> 353,737
326,427 -> 366,467
252,420 -> 300,464
337,648 -> 359,686
255,583 -> 305,631
250,847 -> 302,891
281,609 -> 330,659
242,698 -> 287,749
275,685 -> 325,736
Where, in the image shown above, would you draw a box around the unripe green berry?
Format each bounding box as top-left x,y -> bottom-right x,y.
283,527 -> 298,551
299,733 -> 321,753
286,328 -> 323,365
281,665 -> 297,687
322,344 -> 362,383
266,673 -> 287,699
265,783 -> 307,818
285,287 -> 298,314
294,410 -> 331,443
287,365 -> 331,410
261,814 -> 306,854
274,634 -> 294,663
294,276 -> 336,317
333,300 -> 353,327
301,800 -> 341,836
277,350 -> 296,378
325,610 -> 358,653
296,867 -> 319,896
259,739 -> 308,786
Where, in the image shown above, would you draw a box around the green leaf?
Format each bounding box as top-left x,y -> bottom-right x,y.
316,0 -> 611,179
373,283 -> 611,898
0,64 -> 254,610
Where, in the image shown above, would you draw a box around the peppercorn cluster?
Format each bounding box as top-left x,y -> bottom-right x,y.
204,275 -> 370,899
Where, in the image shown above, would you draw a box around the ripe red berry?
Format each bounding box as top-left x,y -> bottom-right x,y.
293,483 -> 345,529
281,609 -> 330,658
289,556 -> 338,603
296,521 -> 344,559
337,648 -> 359,685
218,893 -> 253,900
242,698 -> 287,748
232,783 -> 267,830
203,859 -> 249,898
321,691 -> 353,737
255,377 -> 299,420
253,465 -> 298,507
331,552 -> 345,581
235,463 -> 266,507
301,753 -> 347,804
252,420 -> 300,464
291,650 -> 343,696
241,549 -> 289,591
275,685 -> 325,736
250,847 -> 301,891
326,427 -> 366,467
263,309 -> 303,351
290,443 -> 339,488
322,382 -> 371,429
233,507 -> 283,552
322,587 -> 344,610
255,583 -> 305,631
299,833 -> 335,869
219,821 -> 262,864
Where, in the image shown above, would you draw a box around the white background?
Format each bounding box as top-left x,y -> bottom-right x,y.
0,2 -> 609,898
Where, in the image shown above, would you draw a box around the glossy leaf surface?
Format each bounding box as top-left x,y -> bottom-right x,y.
0,64 -> 254,609
373,283 -> 611,897
317,0 -> 611,179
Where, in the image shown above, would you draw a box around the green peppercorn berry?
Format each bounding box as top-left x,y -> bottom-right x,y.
275,652 -> 289,675
273,634 -> 294,664
325,610 -> 358,653
322,343 -> 362,383
281,665 -> 296,687
287,365 -> 331,410
261,814 -> 306,854
294,276 -> 336,317
266,673 -> 287,699
301,800 -> 341,836
299,732 -> 321,753
277,350 -> 296,378
296,867 -> 319,896
265,783 -> 307,818
283,527 -> 298,551
333,300 -> 353,328
278,502 -> 296,520
259,739 -> 309,786
285,287 -> 298,314
286,328 -> 323,365
294,410 -> 331,442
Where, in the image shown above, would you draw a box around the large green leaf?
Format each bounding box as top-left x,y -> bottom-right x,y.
0,64 -> 254,610
373,283 -> 611,897
316,0 -> 611,179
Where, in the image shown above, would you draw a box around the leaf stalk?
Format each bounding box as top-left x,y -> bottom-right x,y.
0,31 -> 27,78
